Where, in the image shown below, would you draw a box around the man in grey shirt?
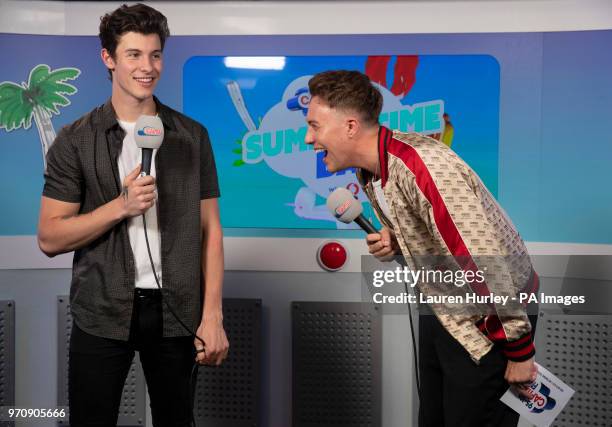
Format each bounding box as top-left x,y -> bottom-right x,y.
37,4 -> 228,426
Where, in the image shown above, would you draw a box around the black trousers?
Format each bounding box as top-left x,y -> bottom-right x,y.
68,289 -> 196,427
418,313 -> 538,427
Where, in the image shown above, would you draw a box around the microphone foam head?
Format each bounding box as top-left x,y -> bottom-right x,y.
134,115 -> 164,149
326,187 -> 363,223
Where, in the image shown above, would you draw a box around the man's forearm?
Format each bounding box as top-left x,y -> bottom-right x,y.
201,227 -> 224,321
38,196 -> 126,256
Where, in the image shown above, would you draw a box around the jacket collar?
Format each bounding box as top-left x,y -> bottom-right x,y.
99,96 -> 175,131
357,125 -> 393,188
378,125 -> 392,187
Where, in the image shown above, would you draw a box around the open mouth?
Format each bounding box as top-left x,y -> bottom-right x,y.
133,76 -> 154,84
315,147 -> 328,158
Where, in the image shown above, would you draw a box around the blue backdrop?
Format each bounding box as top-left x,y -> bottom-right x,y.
1,31 -> 610,243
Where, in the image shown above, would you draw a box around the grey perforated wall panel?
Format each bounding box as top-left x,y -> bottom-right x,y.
0,301 -> 15,426
194,298 -> 262,427
292,302 -> 382,427
57,296 -> 146,426
535,311 -> 611,427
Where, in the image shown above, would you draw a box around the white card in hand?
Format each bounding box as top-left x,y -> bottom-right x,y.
500,363 -> 575,427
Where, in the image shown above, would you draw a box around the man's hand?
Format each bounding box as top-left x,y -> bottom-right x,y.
194,315 -> 229,366
366,227 -> 400,261
121,165 -> 157,218
505,356 -> 537,398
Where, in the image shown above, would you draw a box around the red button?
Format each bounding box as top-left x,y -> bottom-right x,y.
317,241 -> 348,272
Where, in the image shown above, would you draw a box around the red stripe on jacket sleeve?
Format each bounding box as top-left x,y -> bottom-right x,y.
477,316 -> 535,361
503,332 -> 535,361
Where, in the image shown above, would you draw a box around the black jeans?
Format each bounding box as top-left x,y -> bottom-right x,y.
418,312 -> 538,427
68,289 -> 195,427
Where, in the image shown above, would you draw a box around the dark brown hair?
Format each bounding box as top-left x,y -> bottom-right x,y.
99,3 -> 170,79
308,70 -> 383,126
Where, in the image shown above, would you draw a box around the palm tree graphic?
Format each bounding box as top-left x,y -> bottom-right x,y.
0,64 -> 81,170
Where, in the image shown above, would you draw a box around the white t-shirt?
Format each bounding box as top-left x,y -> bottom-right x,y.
117,120 -> 163,289
372,178 -> 392,220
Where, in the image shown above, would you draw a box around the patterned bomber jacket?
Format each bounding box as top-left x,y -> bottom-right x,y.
358,126 -> 539,363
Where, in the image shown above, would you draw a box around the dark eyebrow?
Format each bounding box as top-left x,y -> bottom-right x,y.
124,49 -> 162,54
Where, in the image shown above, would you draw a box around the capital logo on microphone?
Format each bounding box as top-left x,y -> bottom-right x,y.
334,200 -> 351,218
137,126 -> 162,136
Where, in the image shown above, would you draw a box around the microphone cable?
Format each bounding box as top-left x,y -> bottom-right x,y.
142,213 -> 205,427
404,279 -> 421,402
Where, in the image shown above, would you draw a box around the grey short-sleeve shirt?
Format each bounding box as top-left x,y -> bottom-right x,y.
43,97 -> 220,340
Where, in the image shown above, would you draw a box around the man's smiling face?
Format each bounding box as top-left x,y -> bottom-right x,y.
103,31 -> 163,103
305,96 -> 353,173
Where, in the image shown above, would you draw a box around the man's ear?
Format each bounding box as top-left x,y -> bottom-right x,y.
346,117 -> 360,139
101,49 -> 115,72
